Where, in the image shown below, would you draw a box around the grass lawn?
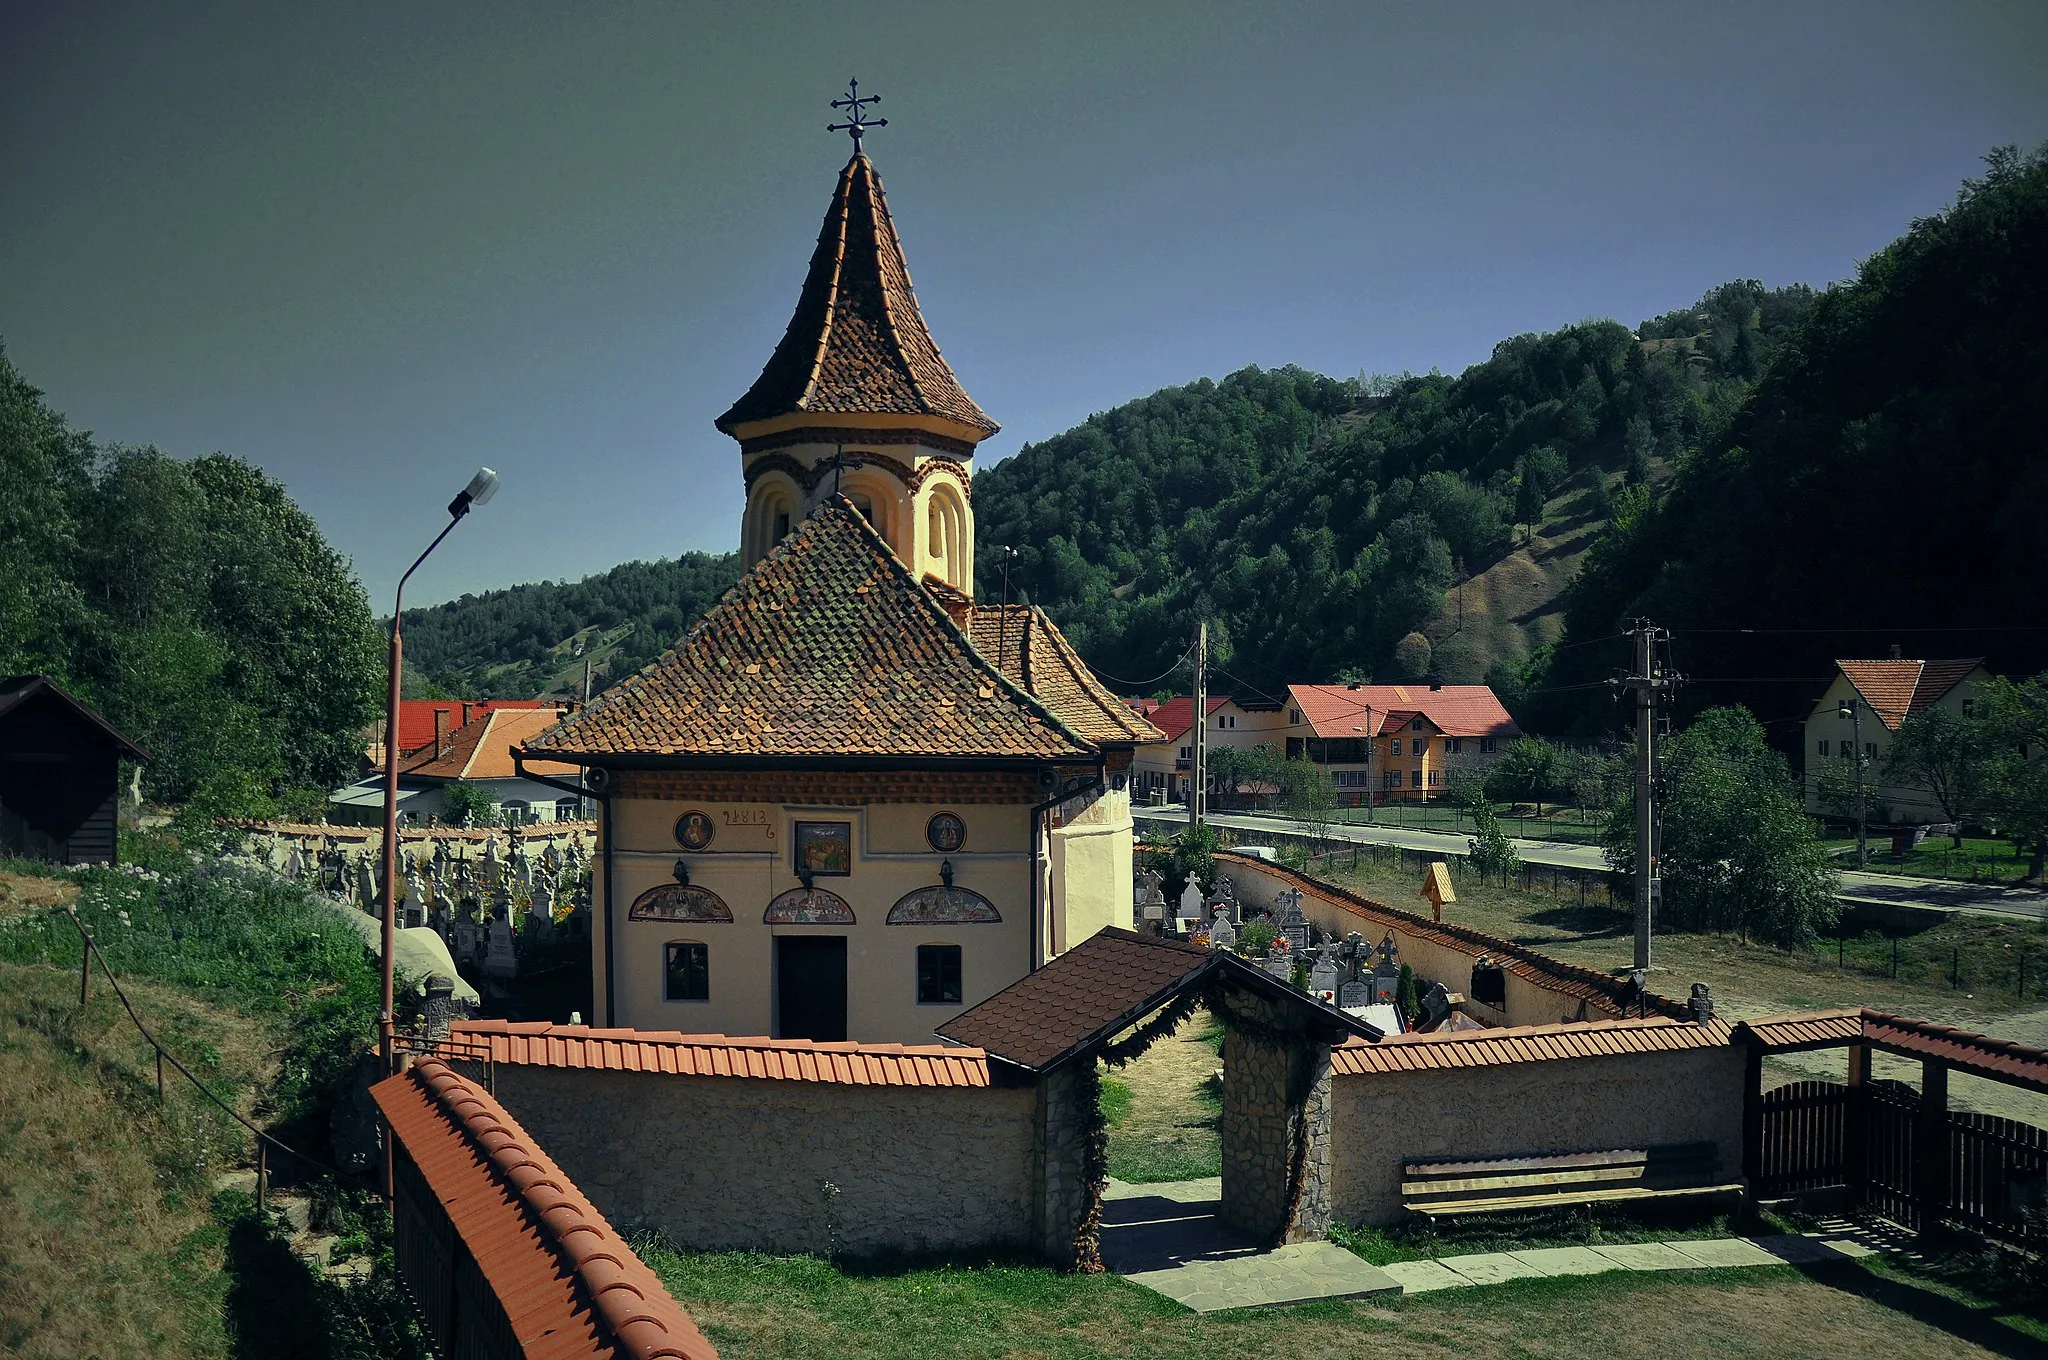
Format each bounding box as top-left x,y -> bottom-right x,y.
1258,801 -> 1612,846
1826,836 -> 2040,887
1100,1016 -> 1223,1183
0,850 -> 425,1359
639,1242 -> 2043,1359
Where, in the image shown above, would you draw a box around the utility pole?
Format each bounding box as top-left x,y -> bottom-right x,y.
1617,619 -> 1679,974
1839,697 -> 1869,868
1364,704 -> 1376,824
1190,620 -> 1208,828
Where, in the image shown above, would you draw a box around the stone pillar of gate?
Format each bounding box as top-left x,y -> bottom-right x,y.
1216,987 -> 1332,1245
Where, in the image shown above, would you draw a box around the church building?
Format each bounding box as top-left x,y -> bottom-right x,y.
522,146 -> 1162,1045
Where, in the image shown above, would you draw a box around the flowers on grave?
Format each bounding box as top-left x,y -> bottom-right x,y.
1191,928 -> 1211,949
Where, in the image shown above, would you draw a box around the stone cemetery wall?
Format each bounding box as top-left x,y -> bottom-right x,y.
1034,1062 -> 1096,1267
1210,851 -> 1671,1025
1327,1043 -> 1745,1226
488,1064 -> 1041,1257
1216,989 -> 1331,1245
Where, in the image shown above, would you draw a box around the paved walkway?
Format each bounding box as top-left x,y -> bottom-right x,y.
1103,1178 -> 1881,1311
1135,806 -> 2048,922
1100,1178 -> 1400,1312
1379,1225 -> 1876,1293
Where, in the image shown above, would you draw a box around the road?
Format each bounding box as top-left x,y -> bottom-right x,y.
1134,806 -> 2048,923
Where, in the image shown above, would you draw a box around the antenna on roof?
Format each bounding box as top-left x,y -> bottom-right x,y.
827,79 -> 887,150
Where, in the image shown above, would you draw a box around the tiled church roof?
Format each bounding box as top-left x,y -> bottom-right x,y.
716,151 -> 998,439
968,605 -> 1166,747
525,498 -> 1095,762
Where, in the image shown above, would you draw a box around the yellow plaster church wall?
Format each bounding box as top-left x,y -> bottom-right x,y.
599,794 -> 1031,1045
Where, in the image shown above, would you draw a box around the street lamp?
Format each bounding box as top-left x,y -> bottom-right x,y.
381,468 -> 500,1073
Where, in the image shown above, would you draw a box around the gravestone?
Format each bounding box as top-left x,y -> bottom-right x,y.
1337,979 -> 1372,1008
403,864 -> 426,929
1310,961 -> 1340,996
483,910 -> 518,980
1178,880 -> 1205,923
1208,913 -> 1237,950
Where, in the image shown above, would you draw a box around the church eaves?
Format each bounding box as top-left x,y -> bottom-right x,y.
715,151 -> 999,444
524,497 -> 1094,763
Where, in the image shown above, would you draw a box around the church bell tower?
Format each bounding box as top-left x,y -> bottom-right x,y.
717,143 -> 995,597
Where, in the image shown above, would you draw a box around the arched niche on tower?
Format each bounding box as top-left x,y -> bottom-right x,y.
838,466 -> 907,560
922,478 -> 971,592
743,471 -> 801,569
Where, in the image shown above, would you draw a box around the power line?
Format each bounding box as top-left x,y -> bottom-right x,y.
1089,641 -> 1197,691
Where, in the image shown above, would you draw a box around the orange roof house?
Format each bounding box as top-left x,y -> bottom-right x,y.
1829,658 -> 1986,733
1286,684 -> 1519,742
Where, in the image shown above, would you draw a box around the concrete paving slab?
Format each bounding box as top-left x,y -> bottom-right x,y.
1508,1246 -> 1624,1277
1104,1176 -> 1221,1204
1438,1252 -> 1550,1286
1380,1259 -> 1471,1294
1588,1242 -> 1699,1271
1122,1242 -> 1400,1312
1666,1238 -> 1785,1269
1747,1234 -> 1865,1265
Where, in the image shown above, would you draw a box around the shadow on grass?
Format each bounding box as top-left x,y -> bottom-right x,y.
1797,1259 -> 2044,1360
222,1206 -> 332,1360
1517,903 -> 1632,939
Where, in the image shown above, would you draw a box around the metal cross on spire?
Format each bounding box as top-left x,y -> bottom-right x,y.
827,78 -> 886,149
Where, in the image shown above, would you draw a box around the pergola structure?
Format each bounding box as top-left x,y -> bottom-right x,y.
1734,1009 -> 2048,1240
940,928 -> 1380,1266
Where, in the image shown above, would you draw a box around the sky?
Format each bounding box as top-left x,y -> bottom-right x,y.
4,2 -> 2046,609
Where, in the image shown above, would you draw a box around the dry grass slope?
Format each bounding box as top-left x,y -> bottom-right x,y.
0,962 -> 271,1359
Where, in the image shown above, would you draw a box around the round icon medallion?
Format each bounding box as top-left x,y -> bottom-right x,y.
926,811 -> 966,854
675,809 -> 716,852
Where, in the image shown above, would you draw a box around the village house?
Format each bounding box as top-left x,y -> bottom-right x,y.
329,704 -> 586,827
1133,682 -> 1519,807
515,146 -> 1162,1046
1802,657 -> 1991,824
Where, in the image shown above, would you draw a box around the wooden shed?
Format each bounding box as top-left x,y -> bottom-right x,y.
0,677 -> 148,865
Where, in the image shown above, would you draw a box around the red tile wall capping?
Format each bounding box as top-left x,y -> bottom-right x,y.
715,150 -> 998,438
1730,1008 -> 1865,1051
521,499 -> 1098,763
446,1020 -> 993,1088
370,1058 -> 718,1360
1203,851 -> 1691,1021
1330,1016 -> 1733,1076
936,928 -> 1216,1071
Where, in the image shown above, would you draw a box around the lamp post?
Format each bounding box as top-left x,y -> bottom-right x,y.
381,468 -> 500,1073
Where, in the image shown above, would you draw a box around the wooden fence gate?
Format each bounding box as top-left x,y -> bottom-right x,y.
1754,1078 -> 2046,1246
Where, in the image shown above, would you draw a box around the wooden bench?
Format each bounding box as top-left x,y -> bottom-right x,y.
1402,1143 -> 1744,1218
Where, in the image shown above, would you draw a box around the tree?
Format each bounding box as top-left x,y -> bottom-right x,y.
1884,704 -> 1997,846
1980,673 -> 2048,883
1515,445 -> 1569,540
1393,631 -> 1432,680
440,782 -> 500,828
1395,963 -> 1421,1027
1605,706 -> 1837,947
1278,757 -> 1340,851
1158,822 -> 1221,906
1624,415 -> 1655,487
1207,742 -> 1283,800
1467,802 -> 1522,883
1486,736 -> 1567,815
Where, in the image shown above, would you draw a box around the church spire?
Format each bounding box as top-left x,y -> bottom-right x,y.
715,149 -> 998,444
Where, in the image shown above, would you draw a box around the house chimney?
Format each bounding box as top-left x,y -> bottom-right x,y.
434,708 -> 451,759
1889,643 -> 1902,660
460,701 -> 475,728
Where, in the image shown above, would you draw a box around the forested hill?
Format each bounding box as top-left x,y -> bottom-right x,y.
969,280 -> 1814,692
1533,144 -> 2048,736
398,552 -> 741,700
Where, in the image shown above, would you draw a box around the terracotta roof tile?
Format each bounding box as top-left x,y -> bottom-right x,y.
446,1020 -> 992,1088
523,498 -> 1097,762
400,706 -> 580,780
936,927 -> 1377,1070
1834,659 -> 1985,732
717,152 -> 997,440
968,606 -> 1166,747
1137,696 -> 1229,744
1735,1009 -> 2048,1094
370,1058 -> 718,1360
1332,1015 -> 1729,1076
1286,684 -> 1519,740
